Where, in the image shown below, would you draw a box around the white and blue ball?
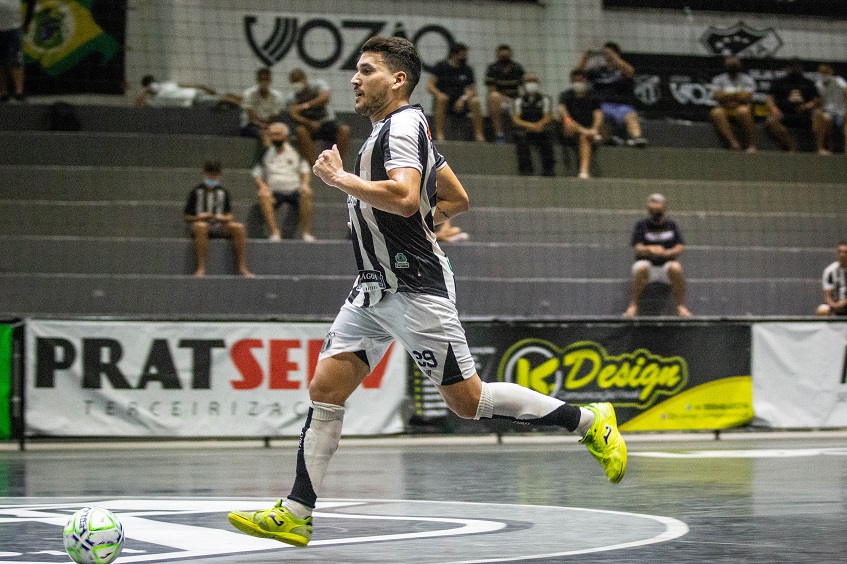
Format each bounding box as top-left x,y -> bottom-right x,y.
63,506 -> 124,564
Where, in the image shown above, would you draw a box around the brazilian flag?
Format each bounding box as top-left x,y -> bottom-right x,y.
23,0 -> 126,94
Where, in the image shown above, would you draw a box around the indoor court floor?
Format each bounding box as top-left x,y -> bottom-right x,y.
1,431 -> 845,563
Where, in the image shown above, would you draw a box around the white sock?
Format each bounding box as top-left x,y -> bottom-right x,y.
285,400 -> 344,516
576,407 -> 595,437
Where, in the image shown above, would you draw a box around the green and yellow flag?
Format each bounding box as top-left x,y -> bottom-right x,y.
22,0 -> 118,76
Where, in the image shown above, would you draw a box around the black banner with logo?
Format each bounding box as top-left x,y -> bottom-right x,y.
625,53 -> 847,122
409,321 -> 752,432
602,1 -> 847,18
23,0 -> 126,95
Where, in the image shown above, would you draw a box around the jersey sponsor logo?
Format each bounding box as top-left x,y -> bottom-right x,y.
357,270 -> 387,293
394,253 -> 410,269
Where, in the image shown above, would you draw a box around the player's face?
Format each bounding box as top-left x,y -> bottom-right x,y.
351,52 -> 398,119
838,245 -> 847,266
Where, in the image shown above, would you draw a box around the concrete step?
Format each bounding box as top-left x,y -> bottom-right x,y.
0,272 -> 820,318
2,200 -> 843,247
0,236 -> 829,280
1,131 -> 845,182
5,165 -> 847,214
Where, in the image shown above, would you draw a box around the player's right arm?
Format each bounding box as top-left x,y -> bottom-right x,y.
433,164 -> 469,225
313,145 -> 420,217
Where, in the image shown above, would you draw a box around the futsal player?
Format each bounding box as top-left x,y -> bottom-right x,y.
228,37 -> 627,547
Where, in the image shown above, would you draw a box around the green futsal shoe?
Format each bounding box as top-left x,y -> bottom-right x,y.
228,499 -> 313,547
580,402 -> 627,483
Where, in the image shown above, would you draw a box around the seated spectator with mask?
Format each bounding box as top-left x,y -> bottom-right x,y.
558,68 -> 603,179
710,56 -> 758,153
765,59 -> 820,152
814,64 -> 847,155
287,68 -> 351,165
427,42 -> 485,142
253,122 -> 316,242
511,72 -> 555,176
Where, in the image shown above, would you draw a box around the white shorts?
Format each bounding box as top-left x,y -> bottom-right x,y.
319,292 -> 477,386
633,259 -> 676,284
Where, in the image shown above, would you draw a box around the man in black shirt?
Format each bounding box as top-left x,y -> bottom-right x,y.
765,59 -> 821,151
624,194 -> 690,317
577,42 -> 647,146
183,160 -> 253,277
511,72 -> 555,176
485,44 -> 525,143
427,43 -> 485,142
558,69 -> 603,179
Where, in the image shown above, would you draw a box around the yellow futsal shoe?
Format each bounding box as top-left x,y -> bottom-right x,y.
579,402 -> 627,483
228,499 -> 313,547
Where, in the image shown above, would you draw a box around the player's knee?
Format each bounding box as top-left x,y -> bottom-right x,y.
191,221 -> 208,235
666,261 -> 683,275
816,304 -> 832,316
710,107 -> 725,120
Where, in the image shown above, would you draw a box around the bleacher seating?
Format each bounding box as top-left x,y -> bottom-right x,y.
1,104 -> 846,318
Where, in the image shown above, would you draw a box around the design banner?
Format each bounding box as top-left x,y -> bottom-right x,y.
0,325 -> 12,440
752,322 -> 847,428
414,322 -> 752,432
25,320 -> 406,437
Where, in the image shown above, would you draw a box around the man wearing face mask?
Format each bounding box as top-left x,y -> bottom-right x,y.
813,64 -> 847,155
485,44 -> 525,143
511,72 -> 555,176
241,68 -> 286,141
710,56 -> 758,152
288,68 -> 351,165
765,58 -> 820,152
577,42 -> 647,147
624,194 -> 690,318
183,160 -> 253,278
558,69 -> 603,179
427,43 -> 485,142
253,122 -> 316,242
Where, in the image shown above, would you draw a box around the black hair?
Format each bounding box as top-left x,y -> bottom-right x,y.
203,160 -> 222,175
361,36 -> 421,95
603,41 -> 622,54
449,43 -> 468,57
141,74 -> 156,87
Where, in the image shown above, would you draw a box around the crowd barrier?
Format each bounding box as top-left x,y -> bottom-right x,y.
2,318 -> 845,443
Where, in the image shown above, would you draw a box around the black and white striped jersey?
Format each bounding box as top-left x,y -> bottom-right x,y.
183,185 -> 231,216
822,261 -> 847,301
347,104 -> 455,308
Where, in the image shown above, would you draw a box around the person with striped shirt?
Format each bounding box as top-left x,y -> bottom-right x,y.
228,37 -> 627,548
183,160 -> 252,277
816,242 -> 847,316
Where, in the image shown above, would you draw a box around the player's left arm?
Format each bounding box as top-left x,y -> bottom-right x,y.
433,164 -> 469,225
313,145 -> 420,217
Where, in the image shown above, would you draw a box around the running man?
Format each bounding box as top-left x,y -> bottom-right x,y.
227,37 -> 627,548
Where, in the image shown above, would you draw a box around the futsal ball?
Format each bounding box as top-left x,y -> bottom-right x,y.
63,506 -> 124,564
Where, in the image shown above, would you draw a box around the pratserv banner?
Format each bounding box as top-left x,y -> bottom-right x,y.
0,325 -> 13,440
463,321 -> 752,431
25,320 -> 406,437
752,322 -> 847,428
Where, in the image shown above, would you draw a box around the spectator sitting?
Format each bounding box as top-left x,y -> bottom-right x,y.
816,242 -> 847,316
765,59 -> 820,152
511,72 -> 555,176
183,160 -> 253,278
577,42 -> 647,146
814,64 -> 847,155
485,44 -> 525,143
426,42 -> 485,142
0,0 -> 35,102
710,56 -> 758,153
241,67 -> 286,144
624,194 -> 690,318
287,68 -> 351,165
135,75 -> 241,108
253,122 -> 315,242
558,68 -> 603,179
434,219 -> 470,242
